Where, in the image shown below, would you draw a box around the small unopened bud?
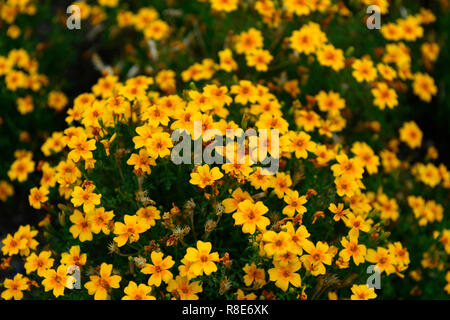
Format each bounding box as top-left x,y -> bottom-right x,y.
58,211 -> 66,226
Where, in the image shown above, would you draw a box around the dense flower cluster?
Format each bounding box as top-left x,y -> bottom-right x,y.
0,0 -> 448,300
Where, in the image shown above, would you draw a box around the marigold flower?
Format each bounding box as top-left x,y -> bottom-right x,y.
61,245 -> 87,268
42,266 -> 71,298
1,274 -> 29,300
113,214 -> 149,247
122,281 -> 156,300
350,284 -> 377,300
300,241 -> 333,276
232,200 -> 270,234
1,234 -> 27,256
167,275 -> 202,300
28,186 -> 49,209
25,251 -> 54,276
243,262 -> 265,287
71,184 -> 102,213
268,261 -> 301,291
89,207 -> 115,235
141,251 -> 175,286
69,210 -> 94,242
189,164 -> 224,189
183,240 -> 220,276
282,190 -> 307,217
339,234 -> 366,266
67,133 -> 97,163
352,58 -> 377,82
84,263 -> 122,300
399,121 -> 423,149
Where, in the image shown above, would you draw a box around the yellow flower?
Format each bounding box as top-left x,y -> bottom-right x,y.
262,231 -> 291,256
7,156 -> 35,182
282,222 -> 313,255
417,163 -> 441,188
203,84 -> 233,107
316,91 -> 346,115
122,281 -> 156,300
343,213 -> 371,238
235,28 -> 263,54
316,45 -> 345,71
218,48 -> 237,72
366,247 -> 396,275
98,0 -> 119,7
136,206 -> 161,227
331,154 -> 364,179
232,200 -> 270,234
245,49 -> 273,72
334,176 -> 358,198
248,167 -> 273,191
144,20 -> 169,40
235,289 -> 258,300
300,241 -> 333,276
24,251 -> 54,276
282,190 -> 307,217
141,251 -> 175,286
61,245 -> 87,268
271,172 -> 292,199
67,133 -> 97,163
16,95 -> 34,114
388,242 -> 410,267
371,82 -> 398,110
184,240 -> 220,276
352,58 -> 377,82
231,80 -> 258,105
189,164 -> 224,189
15,225 -> 39,256
242,263 -> 265,287
328,203 -> 349,221
70,184 -> 101,213
350,284 -> 377,300
145,132 -> 173,159
351,142 -> 380,175
167,275 -> 202,300
268,261 -> 301,291
289,131 -> 315,159
412,73 -> 437,102
339,234 -> 366,266
113,214 -> 149,247
127,149 -> 156,175
90,207 -> 114,235
28,186 -> 49,209
399,121 -> 423,149
221,188 -> 253,213
0,180 -> 14,202
210,0 -> 239,12
421,42 -> 440,62
1,233 -> 27,256
42,266 -> 71,298
398,16 -> 423,41
1,274 -> 29,300
84,263 -> 122,300
48,91 -> 68,111
69,210 -> 93,242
